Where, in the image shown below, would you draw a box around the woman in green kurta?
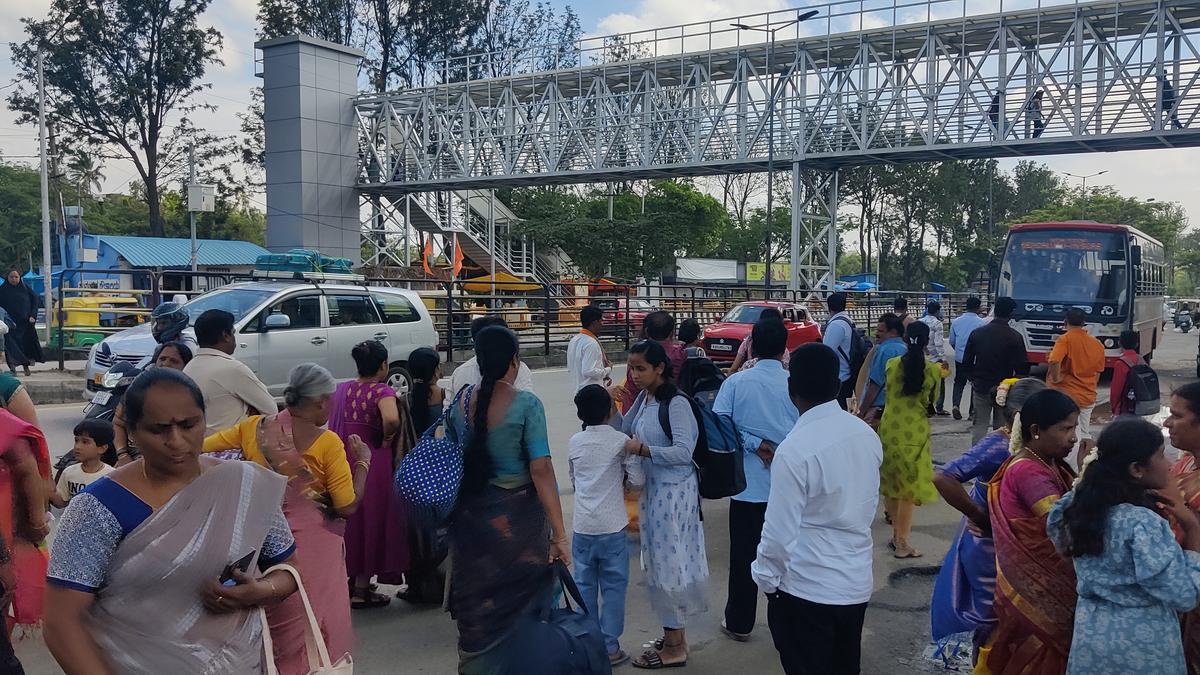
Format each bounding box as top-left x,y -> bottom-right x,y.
879,320 -> 942,559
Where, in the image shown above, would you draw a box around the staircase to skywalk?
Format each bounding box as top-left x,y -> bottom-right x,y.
402,190 -> 575,292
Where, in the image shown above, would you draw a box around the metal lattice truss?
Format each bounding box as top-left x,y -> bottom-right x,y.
355,0 -> 1200,192
792,168 -> 839,293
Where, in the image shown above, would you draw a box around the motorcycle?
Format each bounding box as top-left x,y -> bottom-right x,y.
56,359 -> 145,481
1181,314 -> 1194,334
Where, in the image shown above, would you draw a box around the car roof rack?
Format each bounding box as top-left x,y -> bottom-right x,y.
249,270 -> 367,284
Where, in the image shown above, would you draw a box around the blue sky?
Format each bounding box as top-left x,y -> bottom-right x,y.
0,0 -> 1196,227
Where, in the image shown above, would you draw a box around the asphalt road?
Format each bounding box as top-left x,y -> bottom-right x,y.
16,329 -> 1200,674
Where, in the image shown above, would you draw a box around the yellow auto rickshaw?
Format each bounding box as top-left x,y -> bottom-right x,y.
50,296 -> 146,350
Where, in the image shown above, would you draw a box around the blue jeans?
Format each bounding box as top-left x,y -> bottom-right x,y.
572,529 -> 630,654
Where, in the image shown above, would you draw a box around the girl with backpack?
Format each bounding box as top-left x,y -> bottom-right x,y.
622,340 -> 709,669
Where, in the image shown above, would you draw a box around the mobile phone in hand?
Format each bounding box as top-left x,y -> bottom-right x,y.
220,550 -> 257,587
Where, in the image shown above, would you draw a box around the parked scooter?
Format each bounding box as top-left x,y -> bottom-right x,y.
1181,313 -> 1194,334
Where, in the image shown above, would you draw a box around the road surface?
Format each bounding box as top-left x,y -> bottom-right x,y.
16,330 -> 1198,673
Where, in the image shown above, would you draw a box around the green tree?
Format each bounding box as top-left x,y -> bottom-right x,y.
0,162 -> 42,274
8,0 -> 223,236
66,152 -> 105,202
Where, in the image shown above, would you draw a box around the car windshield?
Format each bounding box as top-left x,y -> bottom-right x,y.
630,299 -> 655,311
182,287 -> 276,323
722,305 -> 773,323
998,229 -> 1128,309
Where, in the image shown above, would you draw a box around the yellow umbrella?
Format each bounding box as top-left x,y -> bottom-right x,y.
462,271 -> 541,293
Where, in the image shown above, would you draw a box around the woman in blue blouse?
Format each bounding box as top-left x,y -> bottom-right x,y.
1048,417 -> 1200,675
444,325 -> 569,674
43,368 -> 299,674
930,377 -> 1044,659
623,339 -> 708,669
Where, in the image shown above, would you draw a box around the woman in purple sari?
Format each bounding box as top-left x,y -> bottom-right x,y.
329,340 -> 407,608
930,377 -> 1045,662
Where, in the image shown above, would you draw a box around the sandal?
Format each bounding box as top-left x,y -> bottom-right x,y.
632,649 -> 686,669
894,547 -> 924,559
351,590 -> 391,609
610,650 -> 631,666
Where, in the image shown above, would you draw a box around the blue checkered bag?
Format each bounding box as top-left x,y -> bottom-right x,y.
396,385 -> 473,525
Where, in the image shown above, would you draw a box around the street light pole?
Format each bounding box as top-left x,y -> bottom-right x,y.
1061,170 -> 1108,218
733,9 -> 819,294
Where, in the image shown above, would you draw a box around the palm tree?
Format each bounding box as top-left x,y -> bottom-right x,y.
67,153 -> 105,201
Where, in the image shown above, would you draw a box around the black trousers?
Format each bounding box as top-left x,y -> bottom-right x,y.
952,361 -> 971,411
767,591 -> 867,675
724,499 -> 768,634
836,378 -> 854,411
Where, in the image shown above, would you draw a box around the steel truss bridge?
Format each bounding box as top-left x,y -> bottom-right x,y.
354,0 -> 1200,291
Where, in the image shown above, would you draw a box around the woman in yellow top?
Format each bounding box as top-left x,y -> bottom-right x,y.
204,363 -> 369,675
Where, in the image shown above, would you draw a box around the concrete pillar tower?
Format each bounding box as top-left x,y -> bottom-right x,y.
256,35 -> 364,264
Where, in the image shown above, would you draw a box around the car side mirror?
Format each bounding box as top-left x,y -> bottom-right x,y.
264,313 -> 291,331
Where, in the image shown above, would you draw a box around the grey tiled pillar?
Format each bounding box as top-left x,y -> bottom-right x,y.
256,35 -> 364,264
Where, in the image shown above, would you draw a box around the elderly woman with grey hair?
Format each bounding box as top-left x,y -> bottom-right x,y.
204,363 -> 369,673
929,377 -> 1047,663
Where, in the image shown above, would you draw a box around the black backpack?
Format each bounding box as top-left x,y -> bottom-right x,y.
653,392 -> 747,500
1118,354 -> 1161,416
677,347 -> 726,408
829,315 -> 871,382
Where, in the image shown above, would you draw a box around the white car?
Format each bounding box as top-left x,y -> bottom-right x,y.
84,281 -> 438,399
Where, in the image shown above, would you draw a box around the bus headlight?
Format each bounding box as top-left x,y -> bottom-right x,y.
1102,337 -> 1118,349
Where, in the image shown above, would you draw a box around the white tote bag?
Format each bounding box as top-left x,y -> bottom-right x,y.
259,563 -> 354,675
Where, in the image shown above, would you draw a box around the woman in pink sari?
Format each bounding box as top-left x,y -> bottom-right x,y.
328,340 -> 407,608
203,363 -> 370,674
1165,382 -> 1200,674
979,388 -> 1080,675
44,368 -> 299,674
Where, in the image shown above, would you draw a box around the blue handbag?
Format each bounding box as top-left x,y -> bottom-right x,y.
395,385 -> 473,525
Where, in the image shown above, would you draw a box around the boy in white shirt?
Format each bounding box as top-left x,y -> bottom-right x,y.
568,384 -> 643,667
51,419 -> 116,507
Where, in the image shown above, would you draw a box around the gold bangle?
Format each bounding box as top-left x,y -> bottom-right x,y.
355,460 -> 370,472
264,577 -> 279,603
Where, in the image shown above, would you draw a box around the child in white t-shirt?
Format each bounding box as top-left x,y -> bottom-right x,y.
568,384 -> 643,666
51,419 -> 116,508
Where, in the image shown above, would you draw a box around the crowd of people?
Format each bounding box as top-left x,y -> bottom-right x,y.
0,285 -> 1194,674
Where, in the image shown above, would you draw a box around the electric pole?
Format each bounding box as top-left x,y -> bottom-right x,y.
38,49 -> 53,343
189,142 -> 198,272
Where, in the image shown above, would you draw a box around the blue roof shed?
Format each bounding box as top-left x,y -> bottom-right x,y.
97,236 -> 269,268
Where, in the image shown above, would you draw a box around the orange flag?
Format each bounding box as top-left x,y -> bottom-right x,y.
422,237 -> 433,277
451,233 -> 464,278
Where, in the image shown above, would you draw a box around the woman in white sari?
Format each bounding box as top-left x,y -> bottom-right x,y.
43,368 -> 300,674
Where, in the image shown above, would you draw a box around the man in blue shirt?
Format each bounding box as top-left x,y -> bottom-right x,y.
857,313 -> 906,425
821,292 -> 855,409
713,317 -> 798,641
948,296 -> 987,420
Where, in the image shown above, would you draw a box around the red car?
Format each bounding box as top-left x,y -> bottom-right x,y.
591,296 -> 656,335
703,301 -> 823,364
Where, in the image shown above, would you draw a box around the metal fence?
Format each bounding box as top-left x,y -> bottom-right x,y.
48,267 -> 985,369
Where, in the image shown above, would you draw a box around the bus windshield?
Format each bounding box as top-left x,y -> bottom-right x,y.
997,229 -> 1128,315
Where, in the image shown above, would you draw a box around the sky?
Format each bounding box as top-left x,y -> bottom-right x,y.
0,0 -> 1196,228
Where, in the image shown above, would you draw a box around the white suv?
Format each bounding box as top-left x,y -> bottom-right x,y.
84,281 -> 438,398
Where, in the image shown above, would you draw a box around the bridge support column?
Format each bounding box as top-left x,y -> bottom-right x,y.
789,164 -> 838,294
257,34 -> 365,264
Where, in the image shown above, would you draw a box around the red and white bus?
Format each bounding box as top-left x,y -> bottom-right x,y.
997,221 -> 1167,366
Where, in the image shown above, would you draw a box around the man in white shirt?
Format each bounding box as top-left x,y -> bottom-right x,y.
919,301 -> 949,416
948,296 -> 987,421
821,292 -> 855,409
567,305 -> 611,392
183,309 -> 277,435
752,342 -> 882,675
447,316 -> 534,405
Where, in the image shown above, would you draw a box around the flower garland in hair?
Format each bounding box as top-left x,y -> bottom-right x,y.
1008,411 -> 1024,455
1073,446 -> 1100,487
994,378 -> 1020,407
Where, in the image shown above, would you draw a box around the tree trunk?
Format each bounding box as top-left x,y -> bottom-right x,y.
146,175 -> 164,237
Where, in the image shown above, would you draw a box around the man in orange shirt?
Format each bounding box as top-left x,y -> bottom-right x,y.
1047,308 -> 1106,466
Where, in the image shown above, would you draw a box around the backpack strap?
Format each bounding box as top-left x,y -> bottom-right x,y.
658,395 -> 674,443
830,314 -> 854,363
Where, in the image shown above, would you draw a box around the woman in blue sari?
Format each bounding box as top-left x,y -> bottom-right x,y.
930,377 -> 1045,659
